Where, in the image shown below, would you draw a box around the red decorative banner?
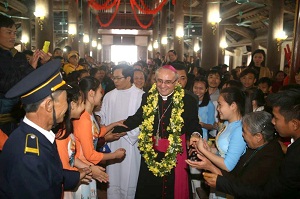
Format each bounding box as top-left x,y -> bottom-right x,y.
130,0 -> 153,29
90,0 -> 168,29
131,0 -> 168,14
88,0 -> 118,10
172,0 -> 176,5
95,0 -> 121,27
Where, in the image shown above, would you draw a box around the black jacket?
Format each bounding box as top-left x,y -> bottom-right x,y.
0,121 -> 80,199
217,138 -> 300,199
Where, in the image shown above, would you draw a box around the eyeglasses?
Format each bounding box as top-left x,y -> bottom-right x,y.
155,78 -> 177,86
112,76 -> 125,81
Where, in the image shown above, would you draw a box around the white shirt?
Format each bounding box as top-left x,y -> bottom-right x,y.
23,116 -> 55,144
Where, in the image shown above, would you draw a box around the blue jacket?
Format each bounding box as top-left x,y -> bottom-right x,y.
0,121 -> 80,199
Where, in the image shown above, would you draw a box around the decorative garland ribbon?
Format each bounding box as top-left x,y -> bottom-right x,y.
95,0 -> 121,27
138,83 -> 185,177
131,0 -> 168,14
88,0 -> 118,10
130,0 -> 153,29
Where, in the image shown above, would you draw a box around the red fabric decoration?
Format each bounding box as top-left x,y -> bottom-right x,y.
131,0 -> 168,14
130,0 -> 154,29
88,0 -> 118,10
95,0 -> 121,27
172,0 -> 176,5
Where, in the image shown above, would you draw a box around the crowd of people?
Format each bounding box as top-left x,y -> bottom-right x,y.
1,14 -> 300,199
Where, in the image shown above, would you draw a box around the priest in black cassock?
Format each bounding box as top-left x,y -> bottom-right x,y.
113,65 -> 202,199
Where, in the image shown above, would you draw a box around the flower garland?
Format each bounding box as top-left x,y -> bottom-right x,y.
138,83 -> 185,177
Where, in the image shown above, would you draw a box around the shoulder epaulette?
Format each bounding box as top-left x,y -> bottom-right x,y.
24,133 -> 39,156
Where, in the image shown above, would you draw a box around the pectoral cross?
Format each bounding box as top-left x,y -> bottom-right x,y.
155,133 -> 160,146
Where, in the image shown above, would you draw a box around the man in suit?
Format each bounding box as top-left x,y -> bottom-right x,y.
203,86 -> 300,199
0,60 -> 92,199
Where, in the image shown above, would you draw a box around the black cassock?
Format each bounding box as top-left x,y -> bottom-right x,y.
119,90 -> 202,199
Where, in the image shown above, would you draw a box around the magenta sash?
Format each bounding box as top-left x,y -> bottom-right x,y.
153,134 -> 190,199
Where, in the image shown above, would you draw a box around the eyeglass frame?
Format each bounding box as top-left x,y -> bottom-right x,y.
155,78 -> 178,86
112,76 -> 126,81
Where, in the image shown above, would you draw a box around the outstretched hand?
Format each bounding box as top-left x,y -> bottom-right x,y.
203,172 -> 218,188
78,167 -> 92,185
114,148 -> 126,159
91,165 -> 109,183
196,137 -> 211,153
113,120 -> 128,128
105,131 -> 127,142
185,153 -> 214,171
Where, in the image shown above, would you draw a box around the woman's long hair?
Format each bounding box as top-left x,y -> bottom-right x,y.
248,49 -> 266,67
56,83 -> 82,140
191,76 -> 211,107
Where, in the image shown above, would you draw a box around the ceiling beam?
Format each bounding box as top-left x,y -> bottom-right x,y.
0,0 -> 28,13
221,4 -> 259,20
183,6 -> 202,16
225,25 -> 256,40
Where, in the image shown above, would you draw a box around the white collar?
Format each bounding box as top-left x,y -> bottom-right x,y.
159,91 -> 174,101
23,116 -> 55,144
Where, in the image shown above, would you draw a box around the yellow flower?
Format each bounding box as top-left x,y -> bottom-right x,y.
138,84 -> 184,177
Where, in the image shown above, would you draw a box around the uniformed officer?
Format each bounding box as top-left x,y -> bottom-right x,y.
0,59 -> 92,199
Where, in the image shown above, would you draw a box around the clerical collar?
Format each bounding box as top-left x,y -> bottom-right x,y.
159,91 -> 174,101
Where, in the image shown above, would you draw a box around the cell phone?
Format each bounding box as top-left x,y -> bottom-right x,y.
42,41 -> 50,53
188,146 -> 200,161
111,126 -> 129,134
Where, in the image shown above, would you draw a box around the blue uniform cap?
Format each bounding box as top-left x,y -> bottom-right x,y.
5,59 -> 70,104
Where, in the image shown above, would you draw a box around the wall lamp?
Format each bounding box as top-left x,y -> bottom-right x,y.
148,43 -> 153,52
194,38 -> 200,52
21,34 -> 29,44
220,40 -> 228,55
161,36 -> 168,45
176,28 -> 184,44
34,10 -> 45,31
92,40 -> 97,48
209,11 -> 222,35
210,17 -> 222,35
97,43 -> 102,50
153,40 -> 159,49
83,34 -> 90,44
68,24 -> 77,42
275,31 -> 288,51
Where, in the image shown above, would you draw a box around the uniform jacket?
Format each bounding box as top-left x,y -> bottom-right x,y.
0,121 -> 79,199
